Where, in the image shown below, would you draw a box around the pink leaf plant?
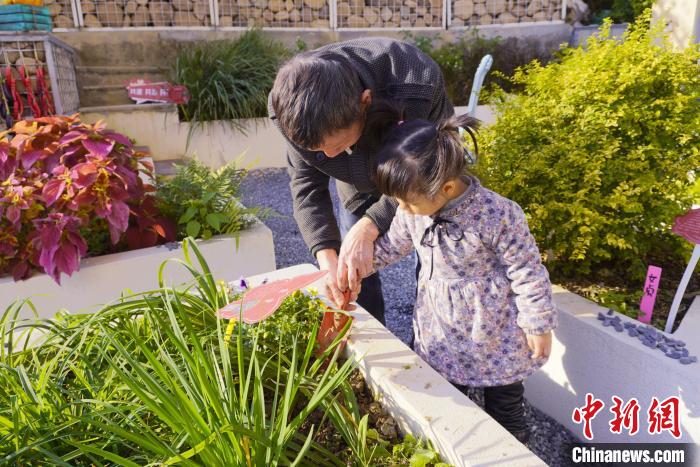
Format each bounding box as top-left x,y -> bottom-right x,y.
0,115 -> 175,283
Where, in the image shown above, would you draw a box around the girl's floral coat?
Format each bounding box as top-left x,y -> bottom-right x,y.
373,176 -> 558,387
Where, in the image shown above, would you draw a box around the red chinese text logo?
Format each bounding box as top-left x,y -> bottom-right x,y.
572,394 -> 681,440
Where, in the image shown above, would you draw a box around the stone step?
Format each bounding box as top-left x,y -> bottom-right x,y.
153,158 -> 185,176
79,103 -> 177,114
76,65 -> 171,107
79,85 -> 132,107
77,65 -> 169,87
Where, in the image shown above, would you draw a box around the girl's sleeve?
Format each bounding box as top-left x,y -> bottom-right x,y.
491,200 -> 558,335
371,209 -> 414,272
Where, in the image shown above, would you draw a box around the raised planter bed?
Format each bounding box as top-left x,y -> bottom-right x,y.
245,263 -> 546,467
79,104 -> 290,169
524,285 -> 700,443
1,221 -> 275,320
78,104 -> 496,170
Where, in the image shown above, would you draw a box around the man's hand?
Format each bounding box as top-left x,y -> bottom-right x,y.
316,249 -> 347,308
337,217 -> 380,295
527,332 -> 552,359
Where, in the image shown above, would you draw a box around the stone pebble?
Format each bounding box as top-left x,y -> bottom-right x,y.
598,309 -> 697,365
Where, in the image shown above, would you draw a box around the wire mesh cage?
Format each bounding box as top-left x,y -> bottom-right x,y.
0,33 -> 79,128
42,0 -> 567,29
217,0 -> 330,28
338,0 -> 443,28
80,0 -> 212,27
46,0 -> 78,28
449,0 -> 561,26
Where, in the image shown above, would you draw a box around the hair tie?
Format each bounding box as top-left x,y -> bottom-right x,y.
458,126 -> 479,165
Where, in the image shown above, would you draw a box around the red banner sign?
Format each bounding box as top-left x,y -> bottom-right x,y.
127,79 -> 189,105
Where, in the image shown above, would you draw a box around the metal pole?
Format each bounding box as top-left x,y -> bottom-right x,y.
210,0 -> 219,26
665,243 -> 700,333
445,0 -> 450,28
330,0 -> 337,30
561,0 -> 567,21
43,40 -> 63,115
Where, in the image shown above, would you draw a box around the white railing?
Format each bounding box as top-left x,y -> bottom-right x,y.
46,0 -> 565,29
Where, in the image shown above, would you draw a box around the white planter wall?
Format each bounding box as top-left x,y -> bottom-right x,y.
1,222 -> 275,320
80,104 -> 496,170
246,264 -> 546,467
525,286 -> 700,444
80,104 -> 290,169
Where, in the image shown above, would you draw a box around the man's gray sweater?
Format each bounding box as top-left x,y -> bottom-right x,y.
268,37 -> 454,257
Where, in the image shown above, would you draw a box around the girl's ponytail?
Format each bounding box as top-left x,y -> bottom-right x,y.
437,114 -> 480,165
373,112 -> 481,201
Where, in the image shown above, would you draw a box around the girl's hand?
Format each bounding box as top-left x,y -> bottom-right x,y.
527,332 -> 552,359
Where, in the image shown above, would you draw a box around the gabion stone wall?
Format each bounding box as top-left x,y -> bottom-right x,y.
46,0 -> 76,28
47,0 -> 563,28
337,0 -> 443,28
80,0 -> 213,27
451,0 -> 561,25
217,0 -> 330,27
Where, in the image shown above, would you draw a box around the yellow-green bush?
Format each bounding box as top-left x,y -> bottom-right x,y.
477,14 -> 700,279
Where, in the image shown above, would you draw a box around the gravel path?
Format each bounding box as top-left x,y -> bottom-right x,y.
240,168 -> 579,467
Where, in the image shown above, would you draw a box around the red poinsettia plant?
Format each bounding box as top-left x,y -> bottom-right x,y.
0,115 -> 175,284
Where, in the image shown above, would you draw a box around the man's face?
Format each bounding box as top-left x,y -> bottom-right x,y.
308,89 -> 372,158
311,119 -> 364,158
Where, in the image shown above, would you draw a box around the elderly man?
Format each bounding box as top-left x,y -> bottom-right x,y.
268,37 -> 454,324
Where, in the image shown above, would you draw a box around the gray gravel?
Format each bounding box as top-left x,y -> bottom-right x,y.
240,168 -> 579,467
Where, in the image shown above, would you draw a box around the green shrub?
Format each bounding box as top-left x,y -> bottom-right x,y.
476,13 -> 700,279
172,29 -> 290,130
155,159 -> 266,240
404,31 -> 556,105
588,0 -> 654,23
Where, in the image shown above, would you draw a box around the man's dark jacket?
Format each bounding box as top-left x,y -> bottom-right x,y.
268,37 -> 454,257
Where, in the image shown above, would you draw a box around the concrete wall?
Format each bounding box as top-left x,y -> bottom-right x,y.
246,264 -> 546,467
55,24 -> 572,67
80,104 -> 495,169
2,222 -> 275,320
525,286 -> 700,444
654,0 -> 700,49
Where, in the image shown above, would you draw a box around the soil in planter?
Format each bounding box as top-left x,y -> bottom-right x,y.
298,369 -> 449,466
552,251 -> 700,332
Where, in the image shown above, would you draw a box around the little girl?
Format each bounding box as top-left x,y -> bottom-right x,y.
355,113 -> 557,444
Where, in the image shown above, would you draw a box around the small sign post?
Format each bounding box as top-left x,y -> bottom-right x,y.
666,209 -> 700,333
639,265 -> 662,324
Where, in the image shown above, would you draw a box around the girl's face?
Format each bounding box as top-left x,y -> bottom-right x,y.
396,179 -> 467,216
397,192 -> 449,216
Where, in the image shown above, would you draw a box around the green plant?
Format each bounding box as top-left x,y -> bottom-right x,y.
1,239 -> 452,466
172,29 -> 290,132
402,31 -> 555,105
155,159 -> 266,240
476,13 -> 700,279
0,238 -> 354,465
588,0 -> 654,23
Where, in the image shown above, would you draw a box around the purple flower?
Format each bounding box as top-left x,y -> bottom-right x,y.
235,276 -> 249,290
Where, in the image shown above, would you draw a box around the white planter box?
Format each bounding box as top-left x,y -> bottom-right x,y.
525,286 -> 700,443
80,104 -> 498,171
1,221 -> 275,321
80,104 -> 289,169
246,264 -> 545,467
